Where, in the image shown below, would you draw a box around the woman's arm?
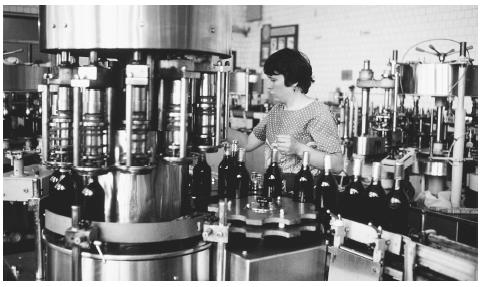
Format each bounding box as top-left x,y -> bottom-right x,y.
227,128 -> 264,152
276,135 -> 343,173
296,144 -> 343,173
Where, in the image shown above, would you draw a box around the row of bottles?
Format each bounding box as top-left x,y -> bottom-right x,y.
46,169 -> 105,222
315,157 -> 415,234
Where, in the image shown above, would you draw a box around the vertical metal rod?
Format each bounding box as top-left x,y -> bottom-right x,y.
343,98 -> 349,139
125,85 -> 133,166
158,79 -> 165,130
73,87 -> 81,166
71,206 -> 81,281
32,175 -> 43,280
224,72 -> 231,140
392,70 -> 399,135
106,87 -> 113,164
216,200 -> 227,281
244,69 -> 249,112
179,67 -> 188,159
361,88 -> 369,135
436,106 -> 443,143
215,69 -> 223,146
348,88 -> 355,138
146,54 -> 153,125
40,86 -> 49,162
451,63 -> 467,208
429,110 -> 435,156
353,103 -> 359,137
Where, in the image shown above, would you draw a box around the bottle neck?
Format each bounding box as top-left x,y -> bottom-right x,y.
372,178 -> 380,185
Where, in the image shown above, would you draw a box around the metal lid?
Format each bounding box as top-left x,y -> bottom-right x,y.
424,160 -> 448,177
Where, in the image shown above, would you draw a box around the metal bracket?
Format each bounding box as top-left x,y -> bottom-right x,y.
202,223 -> 229,244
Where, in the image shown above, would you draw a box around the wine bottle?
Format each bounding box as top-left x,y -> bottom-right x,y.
192,152 -> 212,212
342,158 -> 366,222
218,143 -> 234,199
315,154 -> 339,213
365,162 -> 387,227
80,176 -> 105,221
52,168 -> 77,217
386,162 -> 410,234
231,139 -> 239,162
230,148 -> 249,199
263,147 -> 283,199
294,151 -> 314,203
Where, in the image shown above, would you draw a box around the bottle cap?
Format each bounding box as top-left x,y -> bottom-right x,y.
394,161 -> 404,180
271,148 -> 279,163
372,162 -> 382,181
238,148 -> 246,162
324,154 -> 332,171
302,151 -> 310,167
353,158 -> 363,176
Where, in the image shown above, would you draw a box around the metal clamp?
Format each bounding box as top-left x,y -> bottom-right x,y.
202,224 -> 229,244
329,212 -> 346,248
367,223 -> 389,263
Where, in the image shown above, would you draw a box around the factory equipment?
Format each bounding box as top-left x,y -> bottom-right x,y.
25,5 -> 232,281
3,7 -> 478,281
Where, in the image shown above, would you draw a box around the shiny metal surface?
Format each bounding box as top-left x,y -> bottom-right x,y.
3,65 -> 48,91
45,210 -> 203,243
40,5 -> 231,57
99,168 -> 157,222
354,135 -> 385,156
45,241 -> 211,280
424,160 -> 448,176
229,244 -> 326,280
413,63 -> 478,97
114,130 -> 156,166
153,161 -> 188,221
328,247 -> 382,281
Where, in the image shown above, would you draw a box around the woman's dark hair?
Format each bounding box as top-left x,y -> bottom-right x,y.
263,48 -> 314,94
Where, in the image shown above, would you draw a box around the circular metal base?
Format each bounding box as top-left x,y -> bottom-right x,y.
45,239 -> 211,280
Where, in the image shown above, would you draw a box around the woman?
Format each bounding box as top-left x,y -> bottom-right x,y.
230,48 -> 343,192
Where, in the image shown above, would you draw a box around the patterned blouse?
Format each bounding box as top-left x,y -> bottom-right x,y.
252,100 -> 341,175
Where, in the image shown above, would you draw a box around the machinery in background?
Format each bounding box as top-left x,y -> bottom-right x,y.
228,69 -> 266,132
3,7 -> 478,281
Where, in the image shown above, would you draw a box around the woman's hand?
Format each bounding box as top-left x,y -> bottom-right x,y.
275,135 -> 301,156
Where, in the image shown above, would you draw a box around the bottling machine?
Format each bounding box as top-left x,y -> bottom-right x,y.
32,5 -> 231,280
2,6 -> 478,281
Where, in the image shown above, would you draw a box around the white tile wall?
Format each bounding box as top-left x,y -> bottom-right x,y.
231,5 -> 478,111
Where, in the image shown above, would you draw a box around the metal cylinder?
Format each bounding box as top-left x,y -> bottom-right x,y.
45,240 -> 211,280
73,87 -> 80,166
361,89 -> 369,135
436,106 -> 444,143
57,87 -> 71,112
125,85 -> 133,166
40,6 -> 232,57
13,155 -> 24,176
451,62 -> 467,208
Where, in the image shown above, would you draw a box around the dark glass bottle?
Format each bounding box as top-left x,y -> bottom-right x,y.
263,147 -> 283,199
230,148 -> 250,199
218,143 -> 234,199
315,154 -> 339,213
294,151 -> 314,203
386,162 -> 410,234
51,169 -> 77,217
192,152 -> 212,212
365,162 -> 387,227
80,176 -> 105,221
342,158 -> 366,222
231,140 -> 239,162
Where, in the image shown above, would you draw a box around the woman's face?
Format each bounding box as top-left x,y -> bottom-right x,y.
266,74 -> 294,103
